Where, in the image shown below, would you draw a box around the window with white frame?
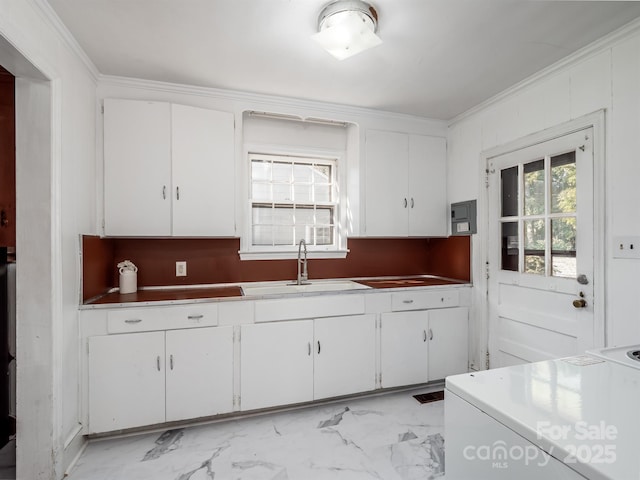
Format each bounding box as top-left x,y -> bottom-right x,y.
249,153 -> 338,250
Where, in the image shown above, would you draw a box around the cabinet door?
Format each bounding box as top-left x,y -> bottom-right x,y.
428,307 -> 469,380
88,331 -> 165,433
364,130 -> 409,236
314,314 -> 376,400
171,105 -> 235,236
240,321 -> 313,410
380,311 -> 429,388
165,326 -> 233,422
104,99 -> 172,236
408,134 -> 447,236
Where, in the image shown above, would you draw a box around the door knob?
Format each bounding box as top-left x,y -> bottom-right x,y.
573,298 -> 587,308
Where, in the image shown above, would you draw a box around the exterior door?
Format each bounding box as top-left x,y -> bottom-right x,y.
488,129 -> 595,367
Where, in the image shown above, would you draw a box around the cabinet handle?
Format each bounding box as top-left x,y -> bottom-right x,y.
404,198 -> 408,208
176,186 -> 180,200
187,314 -> 204,321
317,341 -> 321,355
429,328 -> 433,341
162,185 -> 166,200
308,342 -> 311,356
170,354 -> 174,370
403,299 -> 414,304
411,198 -> 414,208
423,330 -> 427,342
156,356 -> 161,371
124,318 -> 142,324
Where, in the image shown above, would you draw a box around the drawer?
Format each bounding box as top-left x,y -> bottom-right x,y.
107,304 -> 219,333
254,294 -> 365,323
391,289 -> 459,312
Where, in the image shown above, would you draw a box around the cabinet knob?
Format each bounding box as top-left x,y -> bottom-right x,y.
403,198 -> 408,208
423,330 -> 427,342
156,356 -> 161,371
317,341 -> 321,355
403,299 -> 414,304
429,328 -> 433,341
176,186 -> 180,200
162,185 -> 167,200
410,198 -> 414,209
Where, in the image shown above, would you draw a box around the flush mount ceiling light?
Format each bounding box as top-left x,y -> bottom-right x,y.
312,0 -> 382,61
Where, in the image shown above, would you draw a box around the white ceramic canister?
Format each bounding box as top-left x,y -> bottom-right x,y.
119,267 -> 138,294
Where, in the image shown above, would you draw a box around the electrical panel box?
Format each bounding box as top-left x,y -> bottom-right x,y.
451,200 -> 477,236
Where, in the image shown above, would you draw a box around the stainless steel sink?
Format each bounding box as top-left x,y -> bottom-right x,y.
241,280 -> 370,296
587,344 -> 640,370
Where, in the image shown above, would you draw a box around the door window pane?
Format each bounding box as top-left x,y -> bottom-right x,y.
501,222 -> 519,271
552,217 -> 576,278
524,160 -> 545,216
524,219 -> 545,274
551,152 -> 576,214
501,166 -> 518,217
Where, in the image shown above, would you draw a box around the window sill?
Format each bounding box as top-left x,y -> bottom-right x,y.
239,250 -> 349,261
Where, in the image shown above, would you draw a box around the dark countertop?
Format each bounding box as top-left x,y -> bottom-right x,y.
82,276 -> 470,307
87,286 -> 244,305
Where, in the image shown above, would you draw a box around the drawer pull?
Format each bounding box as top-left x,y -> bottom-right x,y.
124,319 -> 142,324
403,299 -> 414,304
170,354 -> 174,370
188,314 -> 204,321
156,356 -> 161,371
308,342 -> 311,356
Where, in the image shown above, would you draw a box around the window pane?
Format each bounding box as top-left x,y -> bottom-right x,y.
293,164 -> 313,183
295,208 -> 315,225
252,226 -> 273,246
501,222 -> 518,271
273,226 -> 293,245
252,206 -> 272,225
551,152 -> 576,214
272,184 -> 292,202
313,165 -> 331,183
272,162 -> 291,183
552,217 -> 576,278
316,208 -> 332,224
524,219 -> 545,274
252,183 -> 271,201
501,166 -> 518,217
315,226 -> 334,245
252,160 -> 271,182
272,207 -> 294,225
294,184 -> 312,203
524,159 -> 545,216
294,225 -> 313,244
314,184 -> 332,202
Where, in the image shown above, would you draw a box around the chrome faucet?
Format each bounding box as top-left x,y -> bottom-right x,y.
297,239 -> 309,285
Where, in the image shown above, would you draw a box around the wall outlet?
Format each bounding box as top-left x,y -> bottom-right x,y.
613,236 -> 640,259
176,261 -> 187,276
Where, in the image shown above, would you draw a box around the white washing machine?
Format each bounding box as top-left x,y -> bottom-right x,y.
445,347 -> 640,479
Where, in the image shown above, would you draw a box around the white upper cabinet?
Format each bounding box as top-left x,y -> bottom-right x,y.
103,98 -> 235,236
364,130 -> 447,237
104,99 -> 172,236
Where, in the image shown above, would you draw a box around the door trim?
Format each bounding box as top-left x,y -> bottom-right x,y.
478,110 -> 606,369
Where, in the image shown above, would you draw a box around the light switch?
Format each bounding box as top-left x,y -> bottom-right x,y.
613,236 -> 640,259
176,261 -> 187,276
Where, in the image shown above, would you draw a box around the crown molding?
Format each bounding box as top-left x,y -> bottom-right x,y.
98,74 -> 447,130
32,0 -> 100,82
449,15 -> 640,127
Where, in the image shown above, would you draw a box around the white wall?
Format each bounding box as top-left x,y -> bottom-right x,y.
0,1 -> 96,478
448,22 -> 640,369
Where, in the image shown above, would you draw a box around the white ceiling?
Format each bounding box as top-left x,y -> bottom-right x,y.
47,0 -> 640,120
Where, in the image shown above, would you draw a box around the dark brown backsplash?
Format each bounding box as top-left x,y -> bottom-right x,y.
81,236 -> 471,301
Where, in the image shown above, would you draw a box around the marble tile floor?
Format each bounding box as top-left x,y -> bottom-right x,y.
67,387 -> 446,480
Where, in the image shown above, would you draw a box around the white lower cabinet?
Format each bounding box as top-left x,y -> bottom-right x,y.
380,307 -> 469,388
380,311 -> 430,388
165,327 -> 234,422
314,315 -> 376,400
240,314 -> 376,411
89,331 -> 165,433
428,307 -> 469,380
88,326 -> 233,433
240,320 -> 314,411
